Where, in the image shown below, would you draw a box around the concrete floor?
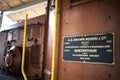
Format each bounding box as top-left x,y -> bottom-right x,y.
0,70 -> 43,80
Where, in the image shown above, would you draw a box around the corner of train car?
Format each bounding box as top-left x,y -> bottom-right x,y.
0,14 -> 46,80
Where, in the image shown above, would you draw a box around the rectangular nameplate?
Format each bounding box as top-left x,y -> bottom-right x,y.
63,33 -> 114,64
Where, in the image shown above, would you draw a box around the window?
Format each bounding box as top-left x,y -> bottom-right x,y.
7,31 -> 13,41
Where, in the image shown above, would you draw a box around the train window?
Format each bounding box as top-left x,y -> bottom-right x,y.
7,31 -> 12,41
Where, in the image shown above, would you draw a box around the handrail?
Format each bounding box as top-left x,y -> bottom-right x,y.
21,14 -> 28,80
51,0 -> 59,80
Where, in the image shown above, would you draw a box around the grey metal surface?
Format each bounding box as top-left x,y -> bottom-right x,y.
0,74 -> 16,80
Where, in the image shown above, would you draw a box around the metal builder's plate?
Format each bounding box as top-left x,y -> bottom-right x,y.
63,33 -> 114,64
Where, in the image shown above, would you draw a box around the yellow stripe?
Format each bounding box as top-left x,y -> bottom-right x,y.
51,0 -> 59,80
21,14 -> 28,80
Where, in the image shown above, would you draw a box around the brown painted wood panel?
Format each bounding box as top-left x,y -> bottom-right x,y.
44,9 -> 55,80
0,32 -> 7,67
56,0 -> 120,80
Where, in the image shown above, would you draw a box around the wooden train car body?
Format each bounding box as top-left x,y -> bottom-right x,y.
0,15 -> 45,78
44,0 -> 120,80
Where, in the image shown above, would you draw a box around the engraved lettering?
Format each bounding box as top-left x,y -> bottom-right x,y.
74,49 -> 97,53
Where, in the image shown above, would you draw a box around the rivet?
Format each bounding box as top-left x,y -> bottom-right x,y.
108,73 -> 112,78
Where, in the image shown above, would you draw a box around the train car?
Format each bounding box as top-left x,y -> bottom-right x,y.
0,15 -> 45,79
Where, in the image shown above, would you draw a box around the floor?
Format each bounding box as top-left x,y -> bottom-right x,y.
0,70 -> 44,80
